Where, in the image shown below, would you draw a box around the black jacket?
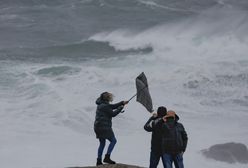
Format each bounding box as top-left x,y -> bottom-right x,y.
144,116 -> 164,154
160,118 -> 188,155
94,98 -> 124,139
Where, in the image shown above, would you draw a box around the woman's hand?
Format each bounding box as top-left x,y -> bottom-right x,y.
123,101 -> 129,105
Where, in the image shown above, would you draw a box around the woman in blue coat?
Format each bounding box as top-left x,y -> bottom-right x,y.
94,92 -> 128,166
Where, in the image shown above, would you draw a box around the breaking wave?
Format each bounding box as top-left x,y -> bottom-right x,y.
0,40 -> 153,62
36,66 -> 81,77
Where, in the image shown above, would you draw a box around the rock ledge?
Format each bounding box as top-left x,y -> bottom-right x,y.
68,163 -> 145,168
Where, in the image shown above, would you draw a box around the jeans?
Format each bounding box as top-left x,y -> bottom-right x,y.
162,153 -> 184,168
97,136 -> 117,159
149,151 -> 165,168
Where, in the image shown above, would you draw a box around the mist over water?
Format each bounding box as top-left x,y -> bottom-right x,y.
0,0 -> 248,167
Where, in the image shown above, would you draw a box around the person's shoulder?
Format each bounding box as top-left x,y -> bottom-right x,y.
98,103 -> 109,110
176,122 -> 185,127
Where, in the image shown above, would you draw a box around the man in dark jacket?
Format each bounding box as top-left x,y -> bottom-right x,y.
144,106 -> 167,168
160,110 -> 188,168
94,92 -> 128,166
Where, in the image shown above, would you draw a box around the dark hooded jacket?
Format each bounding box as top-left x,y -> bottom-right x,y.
144,114 -> 180,155
160,117 -> 188,155
144,116 -> 163,154
94,97 -> 124,139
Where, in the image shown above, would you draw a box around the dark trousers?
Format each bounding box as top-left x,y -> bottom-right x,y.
162,153 -> 184,168
97,136 -> 117,159
149,151 -> 165,168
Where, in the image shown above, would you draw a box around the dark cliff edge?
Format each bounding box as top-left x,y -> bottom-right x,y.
67,163 -> 146,168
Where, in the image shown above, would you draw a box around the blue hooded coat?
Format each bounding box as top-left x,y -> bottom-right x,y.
94,98 -> 124,139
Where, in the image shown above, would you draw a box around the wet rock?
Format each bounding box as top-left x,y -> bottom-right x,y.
202,142 -> 248,164
67,163 -> 145,168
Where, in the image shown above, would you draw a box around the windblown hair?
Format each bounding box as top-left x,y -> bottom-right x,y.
100,92 -> 113,102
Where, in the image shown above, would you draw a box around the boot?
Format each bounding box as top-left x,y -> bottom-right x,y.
96,158 -> 103,166
103,154 -> 116,164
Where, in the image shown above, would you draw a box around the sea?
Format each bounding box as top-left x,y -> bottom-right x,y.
0,0 -> 248,167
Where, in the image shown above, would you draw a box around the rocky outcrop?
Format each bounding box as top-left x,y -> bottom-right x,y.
202,142 -> 248,164
68,163 -> 145,168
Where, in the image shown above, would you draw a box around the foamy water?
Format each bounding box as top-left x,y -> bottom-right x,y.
0,0 -> 248,167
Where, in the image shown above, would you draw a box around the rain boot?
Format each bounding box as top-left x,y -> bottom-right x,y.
96,158 -> 103,166
103,154 -> 116,164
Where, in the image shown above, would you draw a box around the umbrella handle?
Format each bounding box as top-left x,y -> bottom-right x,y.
128,93 -> 137,102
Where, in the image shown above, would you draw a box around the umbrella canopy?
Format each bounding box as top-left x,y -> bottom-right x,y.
135,72 -> 153,112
